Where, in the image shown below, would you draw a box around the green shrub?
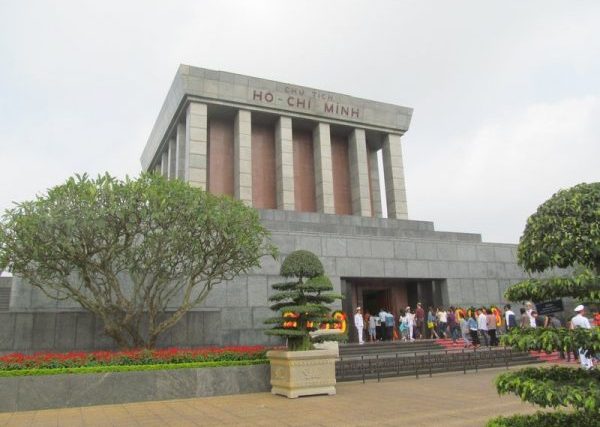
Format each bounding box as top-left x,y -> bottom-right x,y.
487,411 -> 600,427
0,359 -> 268,377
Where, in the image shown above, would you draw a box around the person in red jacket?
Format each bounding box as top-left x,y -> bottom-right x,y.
415,303 -> 425,339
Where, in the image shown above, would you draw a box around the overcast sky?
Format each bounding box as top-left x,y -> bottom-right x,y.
1,1 -> 598,244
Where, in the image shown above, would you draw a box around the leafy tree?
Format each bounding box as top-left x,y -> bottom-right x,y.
0,173 -> 276,348
489,182 -> 600,426
264,250 -> 342,351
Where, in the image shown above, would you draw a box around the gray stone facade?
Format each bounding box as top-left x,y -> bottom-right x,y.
2,210 -> 527,353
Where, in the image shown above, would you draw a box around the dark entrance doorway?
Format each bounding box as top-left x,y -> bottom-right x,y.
341,278 -> 448,343
362,289 -> 390,316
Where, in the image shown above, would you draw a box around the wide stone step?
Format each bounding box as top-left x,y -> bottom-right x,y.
339,340 -> 444,356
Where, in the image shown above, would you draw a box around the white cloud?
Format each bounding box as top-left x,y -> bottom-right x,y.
0,1 -> 599,246
407,96 -> 600,243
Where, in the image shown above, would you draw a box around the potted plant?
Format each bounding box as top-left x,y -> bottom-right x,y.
264,250 -> 343,398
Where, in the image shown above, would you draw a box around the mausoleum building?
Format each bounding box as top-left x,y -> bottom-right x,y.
1,66 -> 529,351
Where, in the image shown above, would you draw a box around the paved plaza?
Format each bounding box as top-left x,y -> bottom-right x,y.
0,366 -> 538,427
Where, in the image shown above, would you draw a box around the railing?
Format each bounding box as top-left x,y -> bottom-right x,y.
336,346 -> 516,382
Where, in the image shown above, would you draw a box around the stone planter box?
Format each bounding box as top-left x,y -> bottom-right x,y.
0,364 -> 270,412
267,348 -> 337,398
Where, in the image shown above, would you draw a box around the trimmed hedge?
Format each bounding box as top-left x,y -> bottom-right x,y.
486,410 -> 599,427
0,359 -> 268,377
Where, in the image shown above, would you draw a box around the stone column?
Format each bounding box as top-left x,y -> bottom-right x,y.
160,150 -> 169,177
368,149 -> 383,217
175,122 -> 186,180
185,102 -> 208,189
234,110 -> 252,205
348,129 -> 371,216
382,133 -> 408,219
167,137 -> 177,179
275,116 -> 294,210
312,122 -> 335,214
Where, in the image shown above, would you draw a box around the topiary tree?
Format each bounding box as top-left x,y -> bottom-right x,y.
0,173 -> 276,348
488,182 -> 600,426
264,250 -> 343,351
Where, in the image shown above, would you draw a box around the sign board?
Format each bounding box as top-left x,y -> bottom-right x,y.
535,299 -> 564,315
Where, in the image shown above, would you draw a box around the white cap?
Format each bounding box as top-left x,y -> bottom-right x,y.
574,304 -> 584,312
356,306 -> 361,311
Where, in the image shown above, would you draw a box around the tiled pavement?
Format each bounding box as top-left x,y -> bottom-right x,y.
0,366 -> 538,427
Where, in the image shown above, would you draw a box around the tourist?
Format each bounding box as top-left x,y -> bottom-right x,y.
436,307 -> 448,338
364,310 -> 372,342
368,310 -> 377,342
565,319 -> 579,362
399,310 -> 409,341
486,309 -> 498,346
375,313 -> 382,340
468,312 -> 480,348
545,313 -> 564,358
545,313 -> 561,329
354,307 -> 364,345
427,306 -> 439,339
405,306 -> 415,341
378,308 -> 389,341
532,310 -> 546,328
447,306 -> 459,343
460,313 -> 471,347
415,303 -> 425,339
477,308 -> 490,346
504,304 -> 516,332
526,302 -> 537,328
384,310 -> 395,340
571,305 -> 593,369
519,307 -> 531,329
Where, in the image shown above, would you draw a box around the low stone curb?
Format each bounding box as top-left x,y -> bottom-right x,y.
0,364 -> 270,412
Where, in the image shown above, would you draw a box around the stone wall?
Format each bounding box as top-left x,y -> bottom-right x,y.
0,364 -> 270,412
0,310 -> 281,354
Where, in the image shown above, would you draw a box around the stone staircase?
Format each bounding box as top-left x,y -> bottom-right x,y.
434,338 -> 581,366
336,339 -> 542,382
528,350 -> 580,366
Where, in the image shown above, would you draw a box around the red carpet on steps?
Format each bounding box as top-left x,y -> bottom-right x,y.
434,338 -> 580,365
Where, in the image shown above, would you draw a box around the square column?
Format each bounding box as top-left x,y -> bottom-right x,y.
348,129 -> 371,217
368,149 -> 383,218
382,134 -> 408,219
167,137 -> 176,179
275,116 -> 294,210
185,102 -> 208,189
175,122 -> 186,180
234,110 -> 252,205
313,123 -> 335,214
160,150 -> 169,177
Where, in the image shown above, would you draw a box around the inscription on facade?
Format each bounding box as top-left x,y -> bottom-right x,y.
251,86 -> 360,119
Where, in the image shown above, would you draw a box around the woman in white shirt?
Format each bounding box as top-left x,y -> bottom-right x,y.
405,306 -> 415,341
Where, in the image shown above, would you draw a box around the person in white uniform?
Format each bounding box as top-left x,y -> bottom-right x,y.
405,306 -> 415,341
571,304 -> 593,369
526,302 -> 537,328
354,307 -> 365,345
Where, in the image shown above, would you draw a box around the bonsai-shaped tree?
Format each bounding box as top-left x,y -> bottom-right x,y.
264,250 -> 343,351
488,182 -> 600,426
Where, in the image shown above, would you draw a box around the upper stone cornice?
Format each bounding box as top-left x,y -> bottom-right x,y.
141,64 -> 413,170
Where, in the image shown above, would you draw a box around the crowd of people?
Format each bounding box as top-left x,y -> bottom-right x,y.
353,302 -> 597,369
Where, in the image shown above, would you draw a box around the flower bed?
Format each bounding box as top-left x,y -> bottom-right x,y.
0,346 -> 268,372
